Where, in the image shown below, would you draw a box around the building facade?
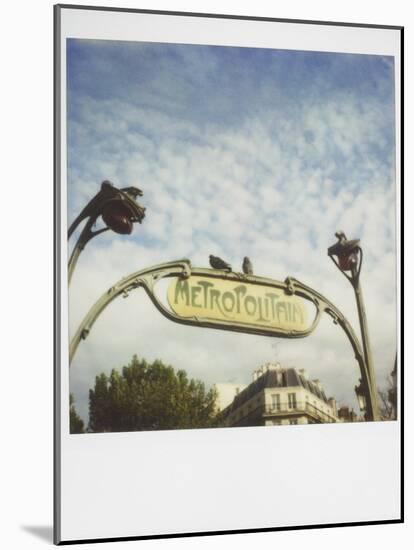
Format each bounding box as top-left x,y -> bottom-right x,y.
220,362 -> 339,427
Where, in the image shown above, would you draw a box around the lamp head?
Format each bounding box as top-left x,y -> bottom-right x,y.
99,181 -> 146,234
355,379 -> 367,412
328,231 -> 361,272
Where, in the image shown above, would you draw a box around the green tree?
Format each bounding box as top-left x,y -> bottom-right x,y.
70,393 -> 85,433
88,355 -> 221,432
378,358 -> 397,421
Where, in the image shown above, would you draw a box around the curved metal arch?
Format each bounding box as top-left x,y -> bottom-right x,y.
285,277 -> 364,362
69,259 -> 192,363
69,261 -> 365,361
69,260 -> 321,363
285,276 -> 376,421
69,260 -> 371,416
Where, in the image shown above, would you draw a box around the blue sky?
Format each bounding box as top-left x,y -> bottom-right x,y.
67,39 -> 397,424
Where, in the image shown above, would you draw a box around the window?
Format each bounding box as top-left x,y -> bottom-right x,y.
288,393 -> 297,409
271,394 -> 281,411
289,419 -> 298,425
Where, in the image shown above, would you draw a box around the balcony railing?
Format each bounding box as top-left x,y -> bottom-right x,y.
227,401 -> 337,425
263,401 -> 336,422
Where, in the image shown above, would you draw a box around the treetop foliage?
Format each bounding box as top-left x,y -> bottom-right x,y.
70,393 -> 85,434
88,355 -> 220,433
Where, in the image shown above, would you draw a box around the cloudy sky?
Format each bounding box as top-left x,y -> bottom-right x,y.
67,39 -> 397,424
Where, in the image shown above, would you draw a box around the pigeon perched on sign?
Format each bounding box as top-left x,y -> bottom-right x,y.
209,255 -> 232,272
242,256 -> 253,275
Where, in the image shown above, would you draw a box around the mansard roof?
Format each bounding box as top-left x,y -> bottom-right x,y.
225,367 -> 329,414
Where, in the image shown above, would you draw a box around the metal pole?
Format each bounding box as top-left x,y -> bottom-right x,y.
69,260 -> 192,364
68,217 -> 108,284
328,233 -> 380,422
353,278 -> 380,421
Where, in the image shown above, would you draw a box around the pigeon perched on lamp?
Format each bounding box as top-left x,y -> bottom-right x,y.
333,230 -> 360,251
328,231 -> 361,272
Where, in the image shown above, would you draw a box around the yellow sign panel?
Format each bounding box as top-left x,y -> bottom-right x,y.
167,276 -> 308,332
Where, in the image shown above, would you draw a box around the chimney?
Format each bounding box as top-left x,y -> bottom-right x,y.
299,368 -> 308,379
328,397 -> 337,416
312,379 -> 322,390
268,362 -> 282,371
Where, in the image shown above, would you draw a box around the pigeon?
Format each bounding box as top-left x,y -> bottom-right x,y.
335,230 -> 347,243
242,256 -> 253,275
209,255 -> 232,271
121,186 -> 144,198
335,230 -> 360,251
328,230 -> 360,256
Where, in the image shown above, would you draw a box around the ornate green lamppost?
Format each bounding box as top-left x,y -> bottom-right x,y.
328,231 -> 380,421
68,180 -> 146,283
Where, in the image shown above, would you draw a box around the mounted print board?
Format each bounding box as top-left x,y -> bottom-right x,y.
54,4 -> 403,544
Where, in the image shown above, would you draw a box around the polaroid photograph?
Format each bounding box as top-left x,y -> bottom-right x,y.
55,5 -> 403,544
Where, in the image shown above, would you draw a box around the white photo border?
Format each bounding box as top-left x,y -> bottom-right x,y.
54,5 -> 403,545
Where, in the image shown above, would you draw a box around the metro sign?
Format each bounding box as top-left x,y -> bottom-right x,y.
167,273 -> 310,337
